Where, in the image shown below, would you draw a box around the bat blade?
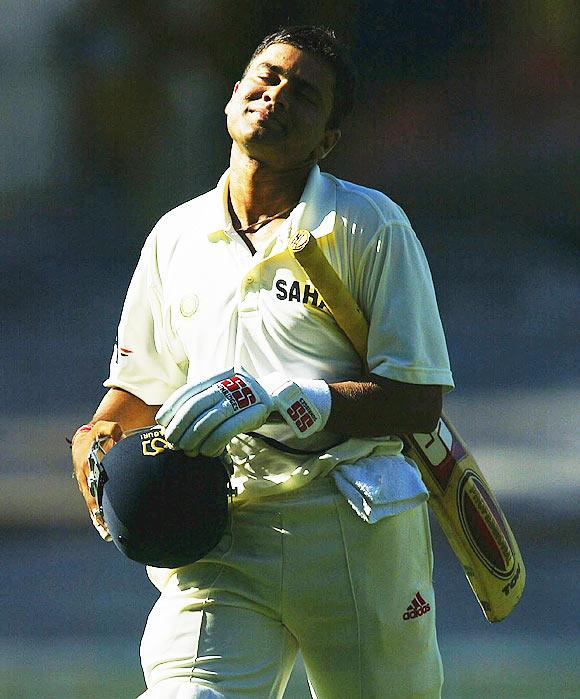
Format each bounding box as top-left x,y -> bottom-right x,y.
403,418 -> 525,622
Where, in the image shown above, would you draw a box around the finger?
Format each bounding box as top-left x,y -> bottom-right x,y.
71,442 -> 98,511
93,420 -> 124,445
156,368 -> 234,426
75,470 -> 104,534
79,424 -> 122,528
76,431 -> 117,514
164,387 -> 224,444
155,382 -> 197,427
200,404 -> 269,457
175,399 -> 235,452
90,509 -> 112,541
76,469 -> 98,513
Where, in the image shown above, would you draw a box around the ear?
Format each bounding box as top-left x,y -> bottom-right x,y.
316,128 -> 341,161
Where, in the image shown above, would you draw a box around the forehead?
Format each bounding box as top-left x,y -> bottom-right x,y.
248,43 -> 335,96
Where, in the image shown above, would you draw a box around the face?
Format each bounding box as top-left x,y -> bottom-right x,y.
225,43 -> 341,168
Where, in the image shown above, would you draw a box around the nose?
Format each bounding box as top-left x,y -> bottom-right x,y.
262,81 -> 289,109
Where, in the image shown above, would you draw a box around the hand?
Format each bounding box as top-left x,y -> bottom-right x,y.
156,368 -> 332,457
156,370 -> 272,458
71,420 -> 123,540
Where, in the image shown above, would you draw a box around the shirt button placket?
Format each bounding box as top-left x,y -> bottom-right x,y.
239,268 -> 259,312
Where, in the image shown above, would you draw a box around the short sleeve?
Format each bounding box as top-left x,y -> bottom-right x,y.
358,222 -> 454,391
104,230 -> 187,404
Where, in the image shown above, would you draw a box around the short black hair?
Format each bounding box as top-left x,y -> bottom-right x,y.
244,26 -> 356,129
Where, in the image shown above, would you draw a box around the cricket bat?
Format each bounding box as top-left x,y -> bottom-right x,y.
289,229 -> 525,622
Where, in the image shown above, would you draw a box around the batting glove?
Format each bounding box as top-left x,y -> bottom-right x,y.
156,368 -> 332,457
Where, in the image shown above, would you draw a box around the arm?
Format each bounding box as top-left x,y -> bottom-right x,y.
326,374 -> 442,437
288,226 -> 451,439
71,388 -> 160,537
90,386 -> 160,429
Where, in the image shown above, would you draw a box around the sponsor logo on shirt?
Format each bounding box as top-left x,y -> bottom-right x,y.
275,279 -> 326,310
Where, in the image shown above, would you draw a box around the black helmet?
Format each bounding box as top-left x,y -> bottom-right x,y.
87,426 -> 232,568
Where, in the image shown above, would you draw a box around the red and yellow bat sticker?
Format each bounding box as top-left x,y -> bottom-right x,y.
456,469 -> 515,579
406,419 -> 466,492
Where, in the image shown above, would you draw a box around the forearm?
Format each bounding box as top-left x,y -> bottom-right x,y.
71,388 -> 159,538
90,388 -> 160,432
325,375 -> 442,437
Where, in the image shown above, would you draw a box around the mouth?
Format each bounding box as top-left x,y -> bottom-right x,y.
249,107 -> 286,131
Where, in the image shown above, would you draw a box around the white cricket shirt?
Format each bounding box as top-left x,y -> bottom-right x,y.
105,165 -> 454,498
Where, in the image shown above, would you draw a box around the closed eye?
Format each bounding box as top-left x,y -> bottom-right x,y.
250,62 -> 322,107
256,73 -> 278,85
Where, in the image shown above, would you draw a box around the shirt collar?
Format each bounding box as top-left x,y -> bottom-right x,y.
288,164 -> 336,241
207,164 -> 337,243
206,169 -> 233,242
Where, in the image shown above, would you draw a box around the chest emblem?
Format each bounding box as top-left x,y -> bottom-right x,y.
274,279 -> 326,310
179,294 -> 199,317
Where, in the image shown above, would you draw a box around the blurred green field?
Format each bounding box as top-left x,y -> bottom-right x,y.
1,638 -> 578,698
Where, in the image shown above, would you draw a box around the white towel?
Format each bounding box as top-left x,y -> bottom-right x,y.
331,453 -> 428,523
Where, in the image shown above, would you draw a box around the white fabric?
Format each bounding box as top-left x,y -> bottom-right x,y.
139,683 -> 224,698
105,165 -> 454,498
331,453 -> 429,523
140,478 -> 443,698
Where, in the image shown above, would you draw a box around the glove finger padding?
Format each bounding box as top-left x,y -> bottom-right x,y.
261,375 -> 332,439
173,398 -> 238,453
163,387 -> 231,446
198,404 -> 271,457
156,369 -> 332,458
156,368 -> 234,429
157,369 -> 274,455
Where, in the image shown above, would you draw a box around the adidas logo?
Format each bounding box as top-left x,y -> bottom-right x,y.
402,592 -> 431,620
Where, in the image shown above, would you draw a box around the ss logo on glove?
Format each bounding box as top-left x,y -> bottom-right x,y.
286,399 -> 317,433
156,368 -> 329,458
218,375 -> 258,411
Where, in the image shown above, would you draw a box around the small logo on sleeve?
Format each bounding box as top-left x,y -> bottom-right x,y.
403,592 -> 431,620
114,336 -> 134,363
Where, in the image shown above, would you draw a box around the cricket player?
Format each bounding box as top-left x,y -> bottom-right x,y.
72,26 -> 454,698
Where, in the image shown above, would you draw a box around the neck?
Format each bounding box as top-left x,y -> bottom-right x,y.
228,143 -> 312,230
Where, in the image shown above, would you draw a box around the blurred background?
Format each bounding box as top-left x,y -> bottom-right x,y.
1,1 -> 578,697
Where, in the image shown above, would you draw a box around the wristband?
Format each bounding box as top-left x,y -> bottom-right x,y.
261,374 -> 332,439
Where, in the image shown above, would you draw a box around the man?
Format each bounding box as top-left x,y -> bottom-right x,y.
72,26 -> 454,698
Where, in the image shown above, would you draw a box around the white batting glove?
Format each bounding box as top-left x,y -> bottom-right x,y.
156,368 -> 332,457
261,372 -> 332,440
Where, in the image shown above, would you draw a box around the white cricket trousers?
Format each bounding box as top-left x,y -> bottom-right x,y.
139,477 -> 443,698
